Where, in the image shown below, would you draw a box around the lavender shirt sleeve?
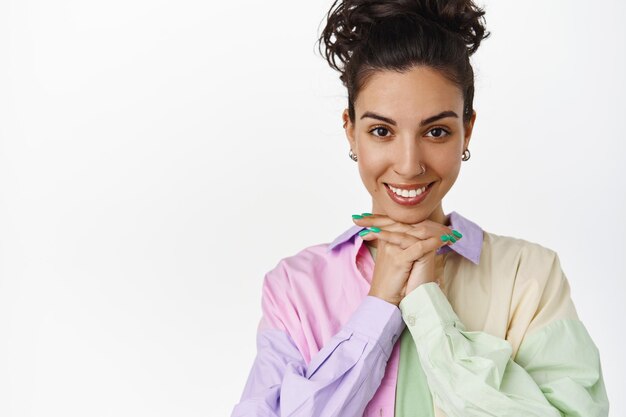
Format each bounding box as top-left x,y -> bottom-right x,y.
231,295 -> 405,417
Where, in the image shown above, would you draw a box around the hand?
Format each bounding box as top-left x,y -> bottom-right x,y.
352,214 -> 461,306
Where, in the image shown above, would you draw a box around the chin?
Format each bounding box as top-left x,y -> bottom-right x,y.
385,210 -> 427,223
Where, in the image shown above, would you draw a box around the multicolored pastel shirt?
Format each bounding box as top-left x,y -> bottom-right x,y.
231,211 -> 609,416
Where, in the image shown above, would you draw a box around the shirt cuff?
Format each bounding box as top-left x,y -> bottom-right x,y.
343,295 -> 405,357
398,282 -> 464,340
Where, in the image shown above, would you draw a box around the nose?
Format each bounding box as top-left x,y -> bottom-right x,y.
393,136 -> 426,177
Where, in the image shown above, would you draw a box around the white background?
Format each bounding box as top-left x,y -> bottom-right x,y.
1,0 -> 625,416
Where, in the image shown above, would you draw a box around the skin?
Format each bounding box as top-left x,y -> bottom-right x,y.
342,65 -> 477,305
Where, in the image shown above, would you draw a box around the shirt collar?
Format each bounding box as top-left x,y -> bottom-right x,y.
326,210 -> 483,265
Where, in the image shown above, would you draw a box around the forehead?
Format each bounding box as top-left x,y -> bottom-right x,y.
356,66 -> 463,115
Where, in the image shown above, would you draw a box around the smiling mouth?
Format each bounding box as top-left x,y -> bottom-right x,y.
383,181 -> 435,205
383,181 -> 435,192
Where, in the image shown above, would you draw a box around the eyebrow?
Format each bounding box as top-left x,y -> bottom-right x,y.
360,110 -> 459,127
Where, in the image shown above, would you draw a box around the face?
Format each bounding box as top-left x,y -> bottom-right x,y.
343,65 -> 476,227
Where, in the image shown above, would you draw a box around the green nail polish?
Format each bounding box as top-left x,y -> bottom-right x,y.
352,214 -> 364,219
452,229 -> 462,238
358,229 -> 370,236
368,227 -> 381,233
449,235 -> 457,243
361,212 -> 373,216
440,234 -> 450,242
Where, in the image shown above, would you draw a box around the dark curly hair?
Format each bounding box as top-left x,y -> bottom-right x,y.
316,0 -> 491,127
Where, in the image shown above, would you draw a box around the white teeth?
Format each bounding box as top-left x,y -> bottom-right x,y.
389,184 -> 427,197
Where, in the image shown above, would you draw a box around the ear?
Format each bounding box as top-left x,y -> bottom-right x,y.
342,108 -> 357,151
463,109 -> 477,151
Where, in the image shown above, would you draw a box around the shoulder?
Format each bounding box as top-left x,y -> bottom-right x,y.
481,229 -> 568,299
483,229 -> 559,266
258,241 -> 346,337
483,230 -> 573,312
482,233 -> 580,348
261,241 -> 338,296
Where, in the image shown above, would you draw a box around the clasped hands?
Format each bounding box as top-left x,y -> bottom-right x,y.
351,212 -> 462,306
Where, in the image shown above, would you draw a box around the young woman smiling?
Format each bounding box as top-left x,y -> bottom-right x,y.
231,0 -> 609,416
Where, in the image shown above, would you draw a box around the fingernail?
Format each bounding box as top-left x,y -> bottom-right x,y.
358,229 -> 370,236
452,229 -> 462,238
352,214 -> 364,219
368,227 -> 381,233
448,235 -> 457,243
440,234 -> 450,242
361,212 -> 373,216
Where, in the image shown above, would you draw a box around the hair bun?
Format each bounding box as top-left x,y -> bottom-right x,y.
319,0 -> 489,74
405,0 -> 490,55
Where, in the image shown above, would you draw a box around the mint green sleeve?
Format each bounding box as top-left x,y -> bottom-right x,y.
399,282 -> 609,417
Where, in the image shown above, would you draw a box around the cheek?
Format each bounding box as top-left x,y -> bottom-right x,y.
443,153 -> 462,172
427,147 -> 462,182
428,146 -> 456,164
356,143 -> 385,171
356,151 -> 387,191
357,158 -> 380,186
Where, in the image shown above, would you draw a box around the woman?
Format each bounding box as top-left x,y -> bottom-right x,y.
231,0 -> 609,416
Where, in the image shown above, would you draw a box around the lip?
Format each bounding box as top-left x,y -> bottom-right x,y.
384,181 -> 434,206
385,181 -> 433,190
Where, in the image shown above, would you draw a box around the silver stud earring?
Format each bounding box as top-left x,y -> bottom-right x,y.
349,148 -> 358,162
462,149 -> 471,161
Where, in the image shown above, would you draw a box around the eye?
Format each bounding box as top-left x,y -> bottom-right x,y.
426,127 -> 451,139
368,125 -> 391,139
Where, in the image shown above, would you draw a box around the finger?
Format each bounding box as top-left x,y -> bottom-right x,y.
355,215 -> 463,247
352,213 -> 397,228
402,222 -> 463,245
360,221 -> 456,247
365,222 -> 413,235
363,226 -> 454,255
406,219 -> 463,243
401,235 -> 449,263
354,214 -> 432,236
359,228 -> 419,250
372,223 -> 450,246
354,215 -> 462,243
402,222 -> 452,240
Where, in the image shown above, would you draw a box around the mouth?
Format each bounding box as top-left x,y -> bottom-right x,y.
383,181 -> 435,206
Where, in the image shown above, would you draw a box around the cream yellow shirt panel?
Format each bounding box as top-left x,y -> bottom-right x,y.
366,230 -> 607,417
443,231 -> 577,358
368,230 -> 578,358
